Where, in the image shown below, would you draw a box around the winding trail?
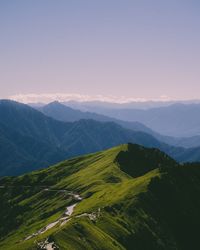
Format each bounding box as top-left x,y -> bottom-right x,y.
24,189 -> 82,241
23,187 -> 101,250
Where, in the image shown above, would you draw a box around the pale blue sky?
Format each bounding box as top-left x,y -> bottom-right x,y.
0,0 -> 200,101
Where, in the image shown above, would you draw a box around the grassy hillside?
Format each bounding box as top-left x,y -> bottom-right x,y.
0,143 -> 200,249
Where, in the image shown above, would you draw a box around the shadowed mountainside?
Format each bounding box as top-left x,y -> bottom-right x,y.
1,100 -> 200,176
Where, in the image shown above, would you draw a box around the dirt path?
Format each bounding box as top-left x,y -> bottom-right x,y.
24,190 -> 82,241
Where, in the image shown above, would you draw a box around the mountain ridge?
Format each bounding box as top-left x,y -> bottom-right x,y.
37,101 -> 200,148
78,103 -> 200,137
1,99 -> 200,176
0,143 -> 200,249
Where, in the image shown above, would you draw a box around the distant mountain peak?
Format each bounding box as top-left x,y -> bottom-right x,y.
46,100 -> 62,106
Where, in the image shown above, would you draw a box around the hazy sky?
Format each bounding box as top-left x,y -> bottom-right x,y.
0,0 -> 200,102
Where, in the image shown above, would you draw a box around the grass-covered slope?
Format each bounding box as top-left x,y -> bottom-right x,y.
0,144 -> 200,249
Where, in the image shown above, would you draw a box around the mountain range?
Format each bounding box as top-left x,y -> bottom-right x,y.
61,102 -> 200,137
0,143 -> 200,249
1,100 -> 200,176
37,101 -> 156,135
61,99 -> 200,111
0,100 -> 161,175
38,101 -> 200,148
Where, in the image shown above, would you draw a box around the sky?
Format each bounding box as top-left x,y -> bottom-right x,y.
0,0 -> 200,103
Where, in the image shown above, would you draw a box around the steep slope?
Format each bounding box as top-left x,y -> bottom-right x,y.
1,99 -> 200,176
0,144 -> 200,250
0,100 -> 161,175
0,100 -> 166,175
0,100 -> 72,175
0,100 -> 69,142
59,119 -> 164,156
0,122 -> 68,175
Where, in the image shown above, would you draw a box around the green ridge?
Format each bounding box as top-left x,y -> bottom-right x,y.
0,143 -> 200,250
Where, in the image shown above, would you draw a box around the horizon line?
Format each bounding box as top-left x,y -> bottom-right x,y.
6,93 -> 200,104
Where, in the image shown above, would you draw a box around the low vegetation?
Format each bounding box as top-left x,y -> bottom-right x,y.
0,143 -> 200,249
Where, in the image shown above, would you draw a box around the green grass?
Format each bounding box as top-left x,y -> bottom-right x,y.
1,143 -> 200,249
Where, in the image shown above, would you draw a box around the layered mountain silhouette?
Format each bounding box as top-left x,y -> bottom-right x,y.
38,101 -> 200,148
73,103 -> 200,137
1,100 -> 200,176
0,143 -> 200,249
37,101 -> 155,134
